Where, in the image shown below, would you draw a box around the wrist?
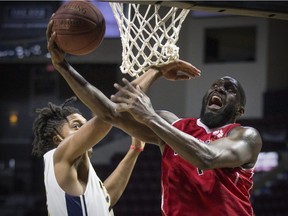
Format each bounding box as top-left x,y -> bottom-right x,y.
130,145 -> 144,152
59,59 -> 69,70
148,66 -> 162,78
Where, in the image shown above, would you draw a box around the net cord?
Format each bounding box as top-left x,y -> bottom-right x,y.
110,2 -> 189,77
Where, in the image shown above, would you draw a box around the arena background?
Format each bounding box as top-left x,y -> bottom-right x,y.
0,1 -> 287,215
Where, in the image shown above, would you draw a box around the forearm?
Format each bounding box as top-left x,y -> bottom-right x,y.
56,61 -> 162,118
104,149 -> 141,206
131,68 -> 162,92
55,60 -> 115,118
114,68 -> 162,99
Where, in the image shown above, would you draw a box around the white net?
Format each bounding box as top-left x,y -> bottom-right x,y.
109,2 -> 190,77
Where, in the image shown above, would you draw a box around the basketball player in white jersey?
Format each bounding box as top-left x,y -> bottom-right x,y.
32,97 -> 145,216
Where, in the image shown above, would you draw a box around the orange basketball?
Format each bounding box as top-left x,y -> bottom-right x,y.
51,0 -> 106,56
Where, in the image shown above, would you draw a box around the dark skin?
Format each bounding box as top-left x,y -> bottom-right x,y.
200,76 -> 245,128
112,77 -> 262,170
47,16 -> 261,171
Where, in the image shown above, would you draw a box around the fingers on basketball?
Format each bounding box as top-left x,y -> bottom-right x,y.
51,1 -> 106,56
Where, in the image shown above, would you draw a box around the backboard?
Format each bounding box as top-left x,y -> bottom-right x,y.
104,1 -> 288,21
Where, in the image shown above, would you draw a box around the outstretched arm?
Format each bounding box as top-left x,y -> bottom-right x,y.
47,22 -> 159,143
46,17 -> 200,144
104,137 -> 145,207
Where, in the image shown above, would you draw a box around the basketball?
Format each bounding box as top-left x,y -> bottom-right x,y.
51,0 -> 106,56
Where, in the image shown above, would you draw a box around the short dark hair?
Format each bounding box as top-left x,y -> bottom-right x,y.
32,97 -> 81,157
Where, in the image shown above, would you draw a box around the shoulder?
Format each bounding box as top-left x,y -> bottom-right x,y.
229,126 -> 262,150
227,126 -> 262,168
44,149 -> 55,161
229,125 -> 261,139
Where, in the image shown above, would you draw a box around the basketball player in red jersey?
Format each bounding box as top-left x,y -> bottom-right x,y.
112,77 -> 262,216
47,18 -> 262,215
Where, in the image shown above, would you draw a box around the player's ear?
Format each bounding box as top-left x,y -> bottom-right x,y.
53,134 -> 63,145
237,107 -> 245,117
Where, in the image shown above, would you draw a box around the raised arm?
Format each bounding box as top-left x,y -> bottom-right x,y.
46,17 -> 200,144
47,28 -> 158,143
104,137 -> 145,206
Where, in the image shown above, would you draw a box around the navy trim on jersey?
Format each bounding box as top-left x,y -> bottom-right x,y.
65,193 -> 87,216
83,195 -> 88,216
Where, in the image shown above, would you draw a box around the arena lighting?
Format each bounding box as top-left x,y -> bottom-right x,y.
0,44 -> 43,59
254,152 -> 279,172
9,111 -> 18,126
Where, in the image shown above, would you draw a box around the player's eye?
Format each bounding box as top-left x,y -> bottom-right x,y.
226,85 -> 236,93
72,123 -> 81,129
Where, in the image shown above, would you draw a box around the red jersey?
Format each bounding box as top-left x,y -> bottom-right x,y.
161,118 -> 254,216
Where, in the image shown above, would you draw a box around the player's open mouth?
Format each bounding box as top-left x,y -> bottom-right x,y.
208,95 -> 223,109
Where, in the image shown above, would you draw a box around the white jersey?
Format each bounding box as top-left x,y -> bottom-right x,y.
43,149 -> 114,216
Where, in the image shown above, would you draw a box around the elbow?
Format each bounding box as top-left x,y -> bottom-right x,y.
104,183 -> 122,208
109,194 -> 120,208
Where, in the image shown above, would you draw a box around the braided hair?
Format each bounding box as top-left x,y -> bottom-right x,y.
32,97 -> 82,157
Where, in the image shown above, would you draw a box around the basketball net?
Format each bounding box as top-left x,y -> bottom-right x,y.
109,2 -> 190,77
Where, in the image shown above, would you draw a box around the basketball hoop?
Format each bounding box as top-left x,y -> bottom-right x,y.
109,2 -> 190,77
